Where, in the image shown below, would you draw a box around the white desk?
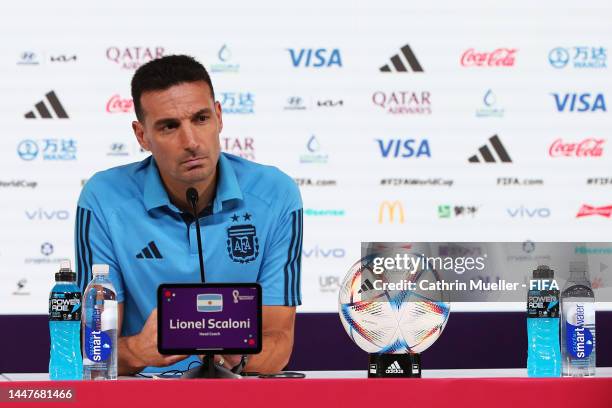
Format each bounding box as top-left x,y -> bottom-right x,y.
3,367 -> 612,381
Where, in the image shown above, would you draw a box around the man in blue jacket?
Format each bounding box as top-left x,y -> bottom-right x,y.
75,55 -> 303,375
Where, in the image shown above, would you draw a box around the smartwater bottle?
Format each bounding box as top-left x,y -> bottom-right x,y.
527,265 -> 561,377
561,261 -> 596,376
82,264 -> 118,380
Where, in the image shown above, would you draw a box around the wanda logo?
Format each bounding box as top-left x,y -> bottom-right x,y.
576,205 -> 612,218
106,95 -> 134,113
549,138 -> 605,157
460,48 -> 517,67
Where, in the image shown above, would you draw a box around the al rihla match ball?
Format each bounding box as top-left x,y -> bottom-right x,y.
338,252 -> 451,354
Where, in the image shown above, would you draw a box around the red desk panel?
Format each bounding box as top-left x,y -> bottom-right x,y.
1,377 -> 611,408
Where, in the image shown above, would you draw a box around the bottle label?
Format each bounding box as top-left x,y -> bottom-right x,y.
49,292 -> 82,321
527,289 -> 559,318
84,325 -> 112,362
564,302 -> 595,359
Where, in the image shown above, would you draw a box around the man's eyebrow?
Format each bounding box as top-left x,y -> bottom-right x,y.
152,108 -> 213,128
190,108 -> 213,119
153,117 -> 179,128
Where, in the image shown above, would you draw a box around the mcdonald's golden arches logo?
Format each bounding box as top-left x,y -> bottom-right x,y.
378,201 -> 405,223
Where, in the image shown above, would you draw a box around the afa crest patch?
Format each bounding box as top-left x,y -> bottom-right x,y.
226,212 -> 259,264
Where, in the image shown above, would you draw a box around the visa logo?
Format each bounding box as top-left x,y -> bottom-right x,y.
288,48 -> 342,67
376,139 -> 431,158
25,209 -> 70,220
197,294 -> 223,312
552,93 -> 606,112
507,206 -> 551,218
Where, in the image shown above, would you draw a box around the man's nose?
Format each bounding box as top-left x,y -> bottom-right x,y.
179,124 -> 199,150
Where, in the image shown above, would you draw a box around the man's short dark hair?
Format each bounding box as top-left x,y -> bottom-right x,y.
131,54 -> 215,121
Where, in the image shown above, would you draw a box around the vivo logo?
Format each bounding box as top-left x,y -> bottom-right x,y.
376,139 -> 431,158
288,48 -> 342,67
552,93 -> 606,112
506,206 -> 551,218
303,246 -> 346,258
25,209 -> 70,220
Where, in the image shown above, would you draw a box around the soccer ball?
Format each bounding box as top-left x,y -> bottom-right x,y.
338,252 -> 450,354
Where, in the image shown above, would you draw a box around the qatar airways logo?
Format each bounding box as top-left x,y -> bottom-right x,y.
549,138 -> 605,158
576,205 -> 612,218
106,46 -> 165,70
106,94 -> 134,113
222,137 -> 254,161
460,48 -> 517,67
372,91 -> 431,115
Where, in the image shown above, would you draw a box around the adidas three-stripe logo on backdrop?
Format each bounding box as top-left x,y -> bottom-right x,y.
24,90 -> 69,119
380,44 -> 424,73
468,135 -> 512,163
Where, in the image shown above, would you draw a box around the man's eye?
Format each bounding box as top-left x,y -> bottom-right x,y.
197,115 -> 208,122
163,123 -> 178,131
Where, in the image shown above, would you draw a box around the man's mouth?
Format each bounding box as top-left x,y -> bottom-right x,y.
182,156 -> 207,168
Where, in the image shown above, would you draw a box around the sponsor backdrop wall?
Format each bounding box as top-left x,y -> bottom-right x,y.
1,0 -> 611,315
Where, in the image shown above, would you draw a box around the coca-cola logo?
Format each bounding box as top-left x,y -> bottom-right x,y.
576,205 -> 612,218
106,95 -> 134,113
549,138 -> 605,157
106,47 -> 165,70
460,48 -> 517,67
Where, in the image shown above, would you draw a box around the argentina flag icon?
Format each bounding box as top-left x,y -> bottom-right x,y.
196,294 -> 223,312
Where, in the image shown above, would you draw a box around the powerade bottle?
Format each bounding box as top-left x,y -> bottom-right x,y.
527,265 -> 561,377
561,261 -> 596,376
82,264 -> 118,380
49,260 -> 83,380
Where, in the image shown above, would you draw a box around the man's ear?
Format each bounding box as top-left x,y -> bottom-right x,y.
132,121 -> 150,151
215,101 -> 223,133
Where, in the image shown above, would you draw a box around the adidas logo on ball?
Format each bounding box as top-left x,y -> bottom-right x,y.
385,361 -> 404,374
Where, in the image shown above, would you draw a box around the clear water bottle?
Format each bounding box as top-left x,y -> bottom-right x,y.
82,264 -> 118,380
561,261 -> 596,377
526,265 -> 561,377
49,260 -> 83,380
